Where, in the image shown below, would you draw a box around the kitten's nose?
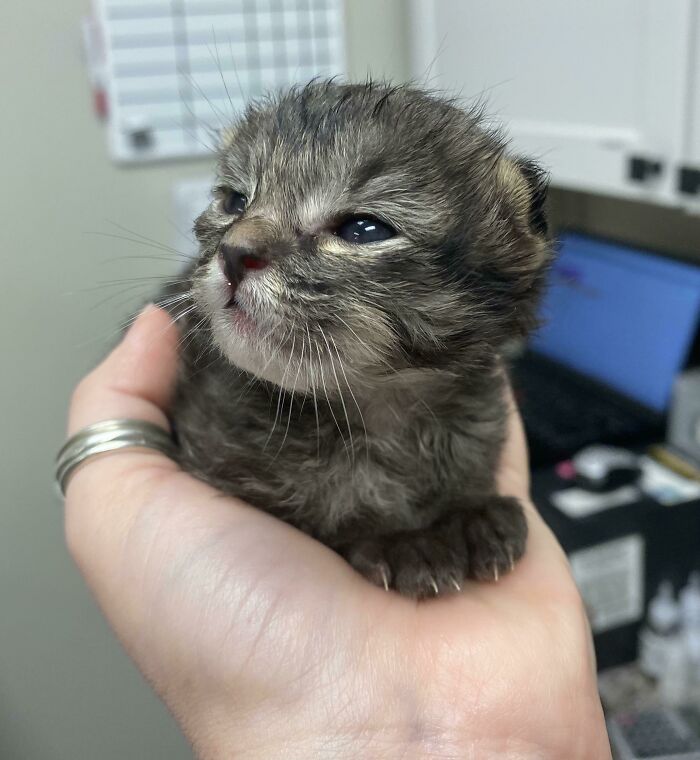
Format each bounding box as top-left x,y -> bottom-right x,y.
219,242 -> 269,285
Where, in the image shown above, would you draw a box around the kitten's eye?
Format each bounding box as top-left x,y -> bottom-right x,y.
222,190 -> 247,216
334,217 -> 395,244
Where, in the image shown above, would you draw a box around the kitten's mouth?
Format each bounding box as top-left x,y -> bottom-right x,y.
223,286 -> 238,310
223,288 -> 260,337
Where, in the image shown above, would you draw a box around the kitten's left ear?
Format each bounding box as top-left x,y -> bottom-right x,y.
492,156 -> 551,286
497,156 -> 550,238
516,158 -> 549,236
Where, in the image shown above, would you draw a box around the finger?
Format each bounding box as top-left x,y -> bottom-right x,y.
495,385 -> 571,577
64,306 -> 181,497
63,303 -> 185,592
68,304 -> 179,436
497,383 -> 530,502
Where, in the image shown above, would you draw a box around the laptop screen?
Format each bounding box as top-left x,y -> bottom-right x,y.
530,233 -> 700,412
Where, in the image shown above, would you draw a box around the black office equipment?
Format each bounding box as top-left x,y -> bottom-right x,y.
532,467 -> 700,670
513,233 -> 700,466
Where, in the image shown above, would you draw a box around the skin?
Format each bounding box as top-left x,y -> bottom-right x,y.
63,306 -> 611,759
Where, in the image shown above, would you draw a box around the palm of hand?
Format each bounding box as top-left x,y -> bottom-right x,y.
65,308 -> 610,759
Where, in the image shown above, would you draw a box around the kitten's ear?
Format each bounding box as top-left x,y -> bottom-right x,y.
497,156 -> 550,237
492,156 -> 551,288
516,158 -> 549,236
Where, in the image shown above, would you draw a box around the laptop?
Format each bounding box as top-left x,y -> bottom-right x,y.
512,232 -> 700,467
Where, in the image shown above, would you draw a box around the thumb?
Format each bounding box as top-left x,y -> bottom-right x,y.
68,304 -> 179,437
63,305 -> 183,569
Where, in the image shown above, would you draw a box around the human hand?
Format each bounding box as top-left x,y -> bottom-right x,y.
64,306 -> 611,759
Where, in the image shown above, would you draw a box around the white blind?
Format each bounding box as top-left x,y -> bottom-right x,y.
95,0 -> 346,162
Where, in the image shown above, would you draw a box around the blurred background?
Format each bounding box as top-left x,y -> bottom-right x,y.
2,1 -> 700,757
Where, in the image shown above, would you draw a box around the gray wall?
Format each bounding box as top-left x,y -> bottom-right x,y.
0,2 -> 409,758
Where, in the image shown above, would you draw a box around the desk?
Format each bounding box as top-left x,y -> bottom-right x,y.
532,467 -> 700,670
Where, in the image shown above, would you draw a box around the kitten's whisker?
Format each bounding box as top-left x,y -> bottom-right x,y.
264,328 -> 296,452
82,281 -> 160,312
334,315 -> 394,372
329,334 -> 369,468
85,231 -> 192,262
83,275 -> 189,293
177,65 -> 228,129
165,215 -> 198,246
177,97 -> 219,153
104,254 -> 192,266
272,330 -> 306,461
297,331 -> 311,418
305,325 -> 321,460
208,31 -> 234,117
227,36 -> 246,101
171,304 -> 198,326
319,327 -> 354,465
182,123 -> 218,155
105,221 -> 194,260
178,312 -> 209,355
231,323 -> 289,409
156,292 -> 191,309
312,330 -> 351,462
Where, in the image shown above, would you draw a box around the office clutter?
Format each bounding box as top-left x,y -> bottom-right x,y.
548,451 -> 700,519
670,370 -> 700,466
513,233 -> 700,467
639,582 -> 683,683
520,232 -> 700,677
647,574 -> 700,708
600,577 -> 700,758
606,706 -> 700,759
531,425 -> 700,671
570,445 -> 642,493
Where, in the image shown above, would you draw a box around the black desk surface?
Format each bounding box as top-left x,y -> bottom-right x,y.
530,465 -> 700,669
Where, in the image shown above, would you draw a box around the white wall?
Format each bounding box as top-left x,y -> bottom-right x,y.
0,2 -> 409,757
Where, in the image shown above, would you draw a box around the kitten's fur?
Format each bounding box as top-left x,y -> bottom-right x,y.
163,81 -> 551,598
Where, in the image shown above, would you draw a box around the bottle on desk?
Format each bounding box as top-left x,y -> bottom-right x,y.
639,581 -> 681,680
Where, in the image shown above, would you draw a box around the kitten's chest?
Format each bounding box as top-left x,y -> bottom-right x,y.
173,372 -> 458,536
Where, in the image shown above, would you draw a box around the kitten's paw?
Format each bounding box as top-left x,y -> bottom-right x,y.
440,495 -> 527,583
341,532 -> 465,598
338,496 -> 527,598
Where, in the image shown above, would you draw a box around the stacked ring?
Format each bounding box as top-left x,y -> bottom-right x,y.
55,419 -> 178,497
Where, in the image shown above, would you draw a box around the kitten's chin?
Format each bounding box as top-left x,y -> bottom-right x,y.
210,311 -> 311,391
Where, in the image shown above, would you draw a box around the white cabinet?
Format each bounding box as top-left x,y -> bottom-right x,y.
680,2 -> 700,210
410,0 -> 699,208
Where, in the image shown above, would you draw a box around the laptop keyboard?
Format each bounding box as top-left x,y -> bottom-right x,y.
512,354 -> 658,466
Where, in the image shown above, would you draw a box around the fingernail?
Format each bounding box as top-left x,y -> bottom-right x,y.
139,303 -> 158,318
123,304 -> 158,345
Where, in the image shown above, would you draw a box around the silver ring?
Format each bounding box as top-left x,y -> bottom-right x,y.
55,419 -> 178,497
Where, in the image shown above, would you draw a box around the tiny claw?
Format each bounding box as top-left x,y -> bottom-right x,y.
508,554 -> 516,573
493,563 -> 500,582
379,566 -> 390,592
450,577 -> 462,593
429,578 -> 439,596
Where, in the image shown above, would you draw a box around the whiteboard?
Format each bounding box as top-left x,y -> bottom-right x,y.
94,0 -> 346,163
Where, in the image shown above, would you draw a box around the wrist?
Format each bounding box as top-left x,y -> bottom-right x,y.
194,729 -> 449,760
188,696 -> 455,760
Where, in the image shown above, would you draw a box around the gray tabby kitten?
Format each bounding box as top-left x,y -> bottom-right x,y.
163,81 -> 551,598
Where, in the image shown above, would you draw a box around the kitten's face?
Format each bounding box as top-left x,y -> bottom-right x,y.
191,83 -> 549,393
